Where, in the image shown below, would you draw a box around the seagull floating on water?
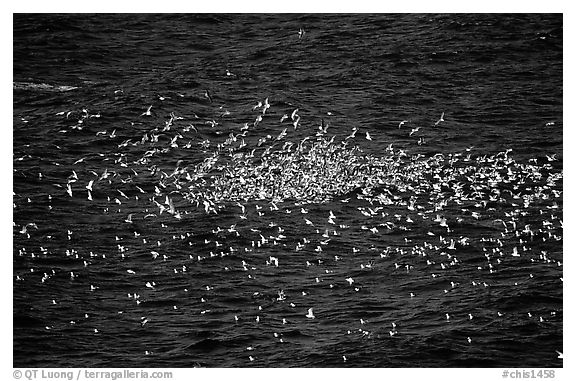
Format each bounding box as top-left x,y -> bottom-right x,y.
306,308 -> 315,319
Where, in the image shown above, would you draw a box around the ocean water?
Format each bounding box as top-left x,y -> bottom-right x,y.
13,13 -> 562,368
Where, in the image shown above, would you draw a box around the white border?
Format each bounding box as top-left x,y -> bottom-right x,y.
4,3 -> 572,380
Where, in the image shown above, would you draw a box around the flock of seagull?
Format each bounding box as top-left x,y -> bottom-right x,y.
13,89 -> 563,366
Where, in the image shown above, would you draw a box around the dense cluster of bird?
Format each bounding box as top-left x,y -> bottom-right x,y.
13,89 -> 563,366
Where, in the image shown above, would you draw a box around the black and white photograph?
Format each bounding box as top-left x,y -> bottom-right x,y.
11,3 -> 565,374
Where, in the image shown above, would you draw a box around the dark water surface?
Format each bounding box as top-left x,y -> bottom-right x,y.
13,14 -> 562,368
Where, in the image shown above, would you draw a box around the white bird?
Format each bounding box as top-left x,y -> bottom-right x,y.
306,308 -> 315,319
292,115 -> 300,129
556,350 -> 563,359
291,108 -> 299,120
365,131 -> 372,141
252,101 -> 262,110
254,114 -> 263,127
345,277 -> 354,285
141,105 -> 153,117
346,127 -> 358,140
434,112 -> 445,126
204,89 -> 213,103
398,120 -> 409,128
298,28 -> 305,39
511,247 -> 520,257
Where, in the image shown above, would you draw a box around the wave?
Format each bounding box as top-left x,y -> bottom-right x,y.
13,81 -> 79,92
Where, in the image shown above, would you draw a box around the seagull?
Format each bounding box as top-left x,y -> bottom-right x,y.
254,114 -> 262,127
328,210 -> 336,223
306,308 -> 315,319
298,28 -> 305,39
511,247 -> 520,257
346,127 -> 358,140
345,277 -> 354,285
318,119 -> 328,134
365,132 -> 372,141
204,89 -> 213,103
556,350 -> 563,359
141,105 -> 153,117
545,154 -> 558,162
398,120 -> 409,128
434,112 -> 445,126
291,108 -> 299,120
292,115 -> 300,129
409,127 -> 421,136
